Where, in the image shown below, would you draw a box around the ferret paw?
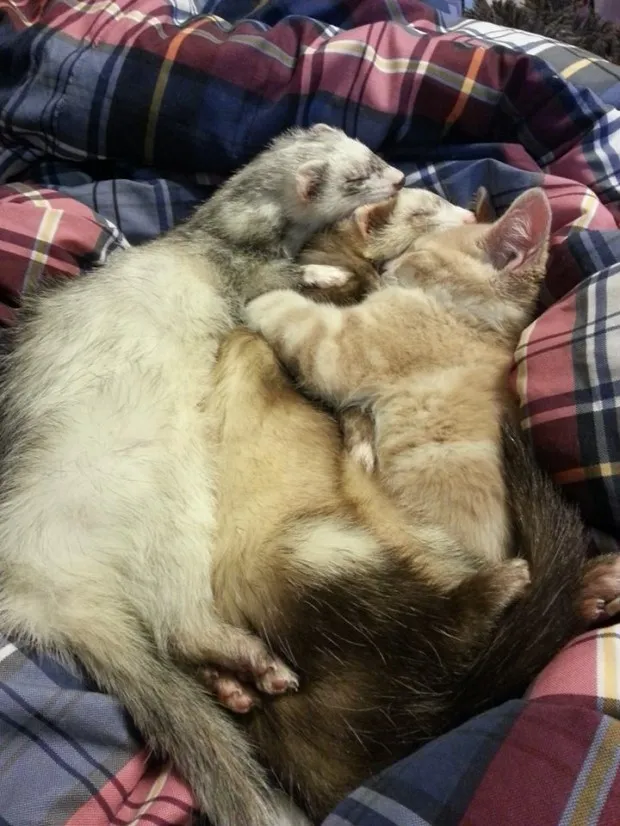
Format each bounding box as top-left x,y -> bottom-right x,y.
203,668 -> 260,713
200,632 -> 299,711
349,438 -> 376,473
203,656 -> 298,713
253,659 -> 300,695
302,264 -> 351,288
580,555 -> 620,625
496,558 -> 531,611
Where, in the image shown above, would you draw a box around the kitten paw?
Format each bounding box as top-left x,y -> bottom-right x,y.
302,264 -> 351,288
580,555 -> 620,624
342,408 -> 377,474
245,289 -> 302,334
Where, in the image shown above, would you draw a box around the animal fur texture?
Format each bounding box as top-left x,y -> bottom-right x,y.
0,124 -> 405,826
203,188 -> 594,821
247,189 -> 555,570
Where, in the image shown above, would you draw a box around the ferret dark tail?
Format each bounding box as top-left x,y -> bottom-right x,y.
456,418 -> 589,715
70,625 -> 291,826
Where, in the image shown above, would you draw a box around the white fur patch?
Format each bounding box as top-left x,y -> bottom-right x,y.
272,792 -> 313,826
290,517 -> 378,576
350,440 -> 376,474
302,264 -> 351,288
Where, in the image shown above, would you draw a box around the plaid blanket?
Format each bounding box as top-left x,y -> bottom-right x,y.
1,1 -> 620,824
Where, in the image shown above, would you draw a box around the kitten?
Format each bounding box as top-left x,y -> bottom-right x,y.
208,333 -> 588,823
0,124 -> 404,826
204,188 -> 600,820
246,189 -> 551,572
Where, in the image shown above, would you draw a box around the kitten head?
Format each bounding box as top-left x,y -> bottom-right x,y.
303,187 -> 476,265
360,188 -> 476,263
387,188 -> 552,338
299,187 -> 476,305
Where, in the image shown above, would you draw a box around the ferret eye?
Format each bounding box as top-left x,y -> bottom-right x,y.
347,177 -> 367,185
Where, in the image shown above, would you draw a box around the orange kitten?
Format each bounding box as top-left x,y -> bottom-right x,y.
246,188 -> 550,569
200,188 -> 598,821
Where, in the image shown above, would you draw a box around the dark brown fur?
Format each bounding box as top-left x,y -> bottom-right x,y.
212,188 -> 611,822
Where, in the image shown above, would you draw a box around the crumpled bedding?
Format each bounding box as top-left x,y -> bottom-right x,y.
0,1 -> 619,824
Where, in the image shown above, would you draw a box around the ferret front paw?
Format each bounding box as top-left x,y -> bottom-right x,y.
580,554 -> 620,624
342,408 -> 376,474
302,264 -> 351,288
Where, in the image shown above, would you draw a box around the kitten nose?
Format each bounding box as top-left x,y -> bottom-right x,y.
462,210 -> 476,224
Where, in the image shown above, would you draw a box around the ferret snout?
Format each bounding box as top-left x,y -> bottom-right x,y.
387,168 -> 406,191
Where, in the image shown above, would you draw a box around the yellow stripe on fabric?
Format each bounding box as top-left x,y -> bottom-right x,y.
23,208 -> 63,292
561,58 -> 593,80
565,718 -> 620,826
571,190 -> 598,229
127,765 -> 173,825
8,183 -> 52,209
67,0 -> 167,36
443,46 -> 485,133
144,18 -> 217,165
601,628 -> 620,708
555,462 -> 620,485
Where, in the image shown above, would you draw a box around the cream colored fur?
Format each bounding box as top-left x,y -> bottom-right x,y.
246,189 -> 552,568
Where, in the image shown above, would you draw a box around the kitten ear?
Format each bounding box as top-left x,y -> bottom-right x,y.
354,198 -> 397,237
473,187 -> 496,224
482,188 -> 551,273
296,160 -> 328,202
309,123 -> 338,136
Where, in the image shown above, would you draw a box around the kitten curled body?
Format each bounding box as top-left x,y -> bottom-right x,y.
210,189 -> 596,821
248,189 -> 554,569
0,125 -> 405,826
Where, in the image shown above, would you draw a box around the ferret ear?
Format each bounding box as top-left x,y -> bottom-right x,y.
481,188 -> 551,273
354,198 -> 397,237
296,160 -> 328,202
309,123 -> 338,136
473,187 -> 496,224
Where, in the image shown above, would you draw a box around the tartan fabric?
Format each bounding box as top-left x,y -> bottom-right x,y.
328,626 -> 620,826
0,0 -> 620,824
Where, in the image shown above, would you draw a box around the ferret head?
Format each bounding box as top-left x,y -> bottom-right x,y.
385,187 -> 552,338
263,124 -> 405,253
285,124 -> 405,225
211,124 -> 405,256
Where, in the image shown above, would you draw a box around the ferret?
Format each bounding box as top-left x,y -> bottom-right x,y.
207,187 -> 617,822
0,124 -> 405,826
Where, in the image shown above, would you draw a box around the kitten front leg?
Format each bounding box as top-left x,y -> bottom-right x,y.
245,289 -> 356,405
